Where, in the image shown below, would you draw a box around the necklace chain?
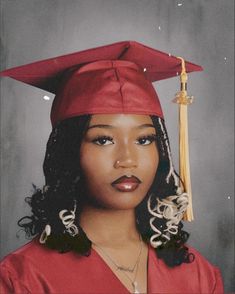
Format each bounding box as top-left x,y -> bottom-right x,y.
92,235 -> 143,294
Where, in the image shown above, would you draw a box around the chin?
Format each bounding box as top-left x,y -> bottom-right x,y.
84,185 -> 148,210
98,192 -> 146,210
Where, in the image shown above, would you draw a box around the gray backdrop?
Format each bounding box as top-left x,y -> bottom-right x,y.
0,0 -> 234,292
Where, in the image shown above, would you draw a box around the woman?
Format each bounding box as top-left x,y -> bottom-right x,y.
0,41 -> 224,293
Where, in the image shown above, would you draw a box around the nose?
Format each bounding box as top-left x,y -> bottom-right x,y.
113,144 -> 138,169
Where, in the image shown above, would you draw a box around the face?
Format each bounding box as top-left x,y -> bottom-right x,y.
79,114 -> 159,210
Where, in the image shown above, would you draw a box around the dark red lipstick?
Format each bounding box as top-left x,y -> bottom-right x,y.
111,175 -> 141,192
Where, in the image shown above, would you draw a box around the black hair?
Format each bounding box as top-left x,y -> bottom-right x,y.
18,115 -> 194,266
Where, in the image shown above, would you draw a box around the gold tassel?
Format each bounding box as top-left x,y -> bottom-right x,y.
173,57 -> 194,221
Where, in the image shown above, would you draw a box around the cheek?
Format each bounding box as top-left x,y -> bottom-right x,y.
80,145 -> 111,184
139,147 -> 159,184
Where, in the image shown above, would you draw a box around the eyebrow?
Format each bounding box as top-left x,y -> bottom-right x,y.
87,123 -> 155,130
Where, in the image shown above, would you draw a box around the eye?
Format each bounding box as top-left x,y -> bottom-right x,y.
136,134 -> 157,146
92,136 -> 114,146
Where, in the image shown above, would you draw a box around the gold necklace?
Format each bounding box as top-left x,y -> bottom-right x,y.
92,235 -> 143,293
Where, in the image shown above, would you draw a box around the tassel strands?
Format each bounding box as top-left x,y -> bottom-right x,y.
173,57 -> 194,221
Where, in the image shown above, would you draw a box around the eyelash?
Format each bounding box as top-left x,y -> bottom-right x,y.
92,135 -> 157,146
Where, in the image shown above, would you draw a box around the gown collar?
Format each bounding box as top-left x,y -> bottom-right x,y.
91,242 -> 158,293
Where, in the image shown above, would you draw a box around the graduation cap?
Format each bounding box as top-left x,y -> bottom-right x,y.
0,40 -> 203,221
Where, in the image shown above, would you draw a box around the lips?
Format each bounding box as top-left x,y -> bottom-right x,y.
111,175 -> 141,192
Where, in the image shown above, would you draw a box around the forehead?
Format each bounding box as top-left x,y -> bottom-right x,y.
89,114 -> 153,127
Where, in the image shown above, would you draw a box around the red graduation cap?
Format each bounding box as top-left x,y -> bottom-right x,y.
0,41 -> 202,127
0,41 -> 203,221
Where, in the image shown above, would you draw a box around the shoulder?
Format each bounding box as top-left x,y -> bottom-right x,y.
0,239 -> 50,293
149,244 -> 224,293
1,239 -> 56,289
0,239 -> 129,294
186,246 -> 224,292
1,237 -> 89,275
0,238 -> 93,293
187,246 -> 220,272
1,238 -> 55,272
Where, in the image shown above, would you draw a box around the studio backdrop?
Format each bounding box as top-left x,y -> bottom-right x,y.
0,0 -> 234,292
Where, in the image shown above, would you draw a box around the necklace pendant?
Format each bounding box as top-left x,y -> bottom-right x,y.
132,281 -> 140,294
117,266 -> 134,273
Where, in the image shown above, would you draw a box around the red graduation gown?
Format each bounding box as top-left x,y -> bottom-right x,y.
0,239 -> 224,293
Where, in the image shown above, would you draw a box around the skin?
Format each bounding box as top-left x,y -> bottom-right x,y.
79,114 -> 159,293
79,114 -> 159,211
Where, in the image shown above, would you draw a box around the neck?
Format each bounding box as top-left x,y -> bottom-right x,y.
79,205 -> 140,247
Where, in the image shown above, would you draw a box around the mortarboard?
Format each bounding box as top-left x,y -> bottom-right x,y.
0,41 -> 203,221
